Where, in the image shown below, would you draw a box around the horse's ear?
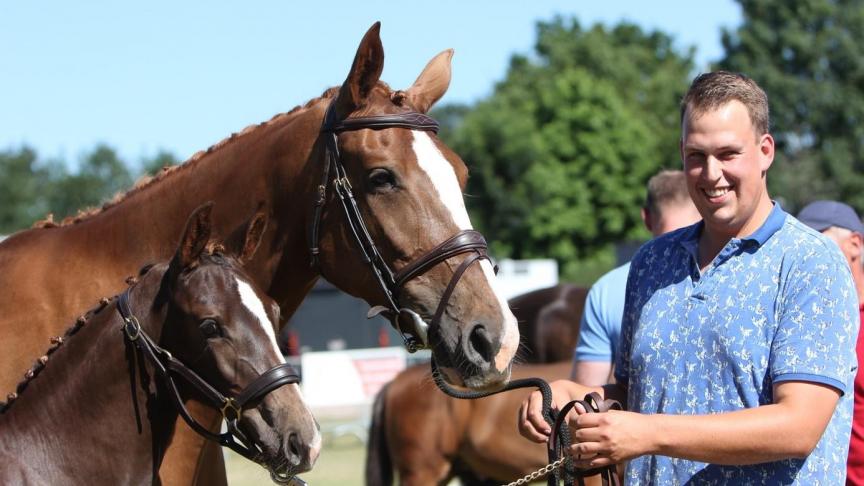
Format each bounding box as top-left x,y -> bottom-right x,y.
175,202 -> 213,269
404,49 -> 453,113
333,22 -> 384,118
237,210 -> 268,264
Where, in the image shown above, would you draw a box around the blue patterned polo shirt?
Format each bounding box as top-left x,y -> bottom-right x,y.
614,203 -> 858,485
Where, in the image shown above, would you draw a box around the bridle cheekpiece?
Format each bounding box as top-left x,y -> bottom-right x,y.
309,100 -> 496,352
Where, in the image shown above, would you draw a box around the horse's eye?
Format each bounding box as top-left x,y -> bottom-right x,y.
367,168 -> 398,192
199,319 -> 222,339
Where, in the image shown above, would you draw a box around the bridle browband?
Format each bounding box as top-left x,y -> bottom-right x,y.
117,290 -> 303,484
310,100 -> 495,352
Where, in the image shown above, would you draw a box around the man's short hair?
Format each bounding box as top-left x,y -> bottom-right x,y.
680,71 -> 770,136
644,170 -> 690,216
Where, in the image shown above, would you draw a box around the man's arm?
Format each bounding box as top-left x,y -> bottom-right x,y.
570,381 -> 840,467
571,361 -> 613,387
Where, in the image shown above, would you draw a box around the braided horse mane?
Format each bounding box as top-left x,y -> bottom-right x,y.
30,88 -> 339,229
0,265 -> 156,413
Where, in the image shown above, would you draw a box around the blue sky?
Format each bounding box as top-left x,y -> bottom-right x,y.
1,1 -> 741,169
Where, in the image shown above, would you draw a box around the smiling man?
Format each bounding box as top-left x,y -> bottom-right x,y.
519,71 -> 859,484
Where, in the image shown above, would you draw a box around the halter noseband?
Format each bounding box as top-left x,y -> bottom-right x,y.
117,290 -> 303,484
310,101 -> 495,352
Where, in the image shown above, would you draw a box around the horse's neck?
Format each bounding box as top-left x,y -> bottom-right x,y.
0,279 -> 170,482
62,104 -> 325,313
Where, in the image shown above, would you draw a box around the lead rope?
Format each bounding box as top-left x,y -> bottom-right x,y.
430,359 -> 620,486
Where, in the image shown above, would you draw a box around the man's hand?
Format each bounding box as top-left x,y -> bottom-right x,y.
568,409 -> 657,468
518,380 -> 593,443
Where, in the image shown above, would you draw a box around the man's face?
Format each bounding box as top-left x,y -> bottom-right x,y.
822,226 -> 862,271
681,100 -> 774,238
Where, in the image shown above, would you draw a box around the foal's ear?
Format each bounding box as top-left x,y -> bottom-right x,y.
176,202 -> 213,269
333,22 -> 384,118
237,211 -> 268,264
405,49 -> 453,113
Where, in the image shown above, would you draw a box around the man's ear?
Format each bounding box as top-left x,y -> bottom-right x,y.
641,207 -> 654,234
847,233 -> 863,263
759,133 -> 775,174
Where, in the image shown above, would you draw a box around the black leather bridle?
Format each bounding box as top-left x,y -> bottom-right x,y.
117,290 -> 304,484
309,100 -> 495,352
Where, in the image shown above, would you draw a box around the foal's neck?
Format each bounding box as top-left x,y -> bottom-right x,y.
0,270 -> 174,484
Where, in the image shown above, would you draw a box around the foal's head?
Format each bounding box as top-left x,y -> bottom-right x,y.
314,23 -> 519,390
160,204 -> 320,475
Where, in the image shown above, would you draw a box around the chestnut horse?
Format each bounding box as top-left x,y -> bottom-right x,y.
367,362 -> 573,485
366,284 -> 590,485
0,23 -> 518,485
0,204 -> 320,484
510,284 -> 589,363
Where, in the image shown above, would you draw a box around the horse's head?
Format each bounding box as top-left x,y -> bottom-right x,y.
313,23 -> 519,390
164,204 -> 320,476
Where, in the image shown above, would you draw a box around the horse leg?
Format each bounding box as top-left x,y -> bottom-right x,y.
366,384 -> 395,486
159,400 -> 226,486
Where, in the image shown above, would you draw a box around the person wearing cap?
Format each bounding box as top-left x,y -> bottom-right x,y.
519,71 -> 858,484
798,200 -> 864,486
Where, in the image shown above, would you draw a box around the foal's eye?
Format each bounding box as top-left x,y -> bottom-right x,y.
367,168 -> 398,192
199,319 -> 222,339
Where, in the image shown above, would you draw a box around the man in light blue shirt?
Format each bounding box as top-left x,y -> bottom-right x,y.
573,170 -> 700,386
521,71 -> 858,484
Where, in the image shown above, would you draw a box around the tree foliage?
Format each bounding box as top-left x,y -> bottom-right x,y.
717,0 -> 864,212
0,145 -> 170,235
438,18 -> 694,279
0,147 -> 49,233
46,145 -> 133,220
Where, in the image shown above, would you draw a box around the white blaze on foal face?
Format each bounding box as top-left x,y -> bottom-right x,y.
410,131 -> 519,371
235,277 -> 285,364
234,277 -> 323,462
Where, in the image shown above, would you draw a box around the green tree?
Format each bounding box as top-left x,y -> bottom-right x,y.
441,18 -> 694,280
141,150 -> 180,176
717,0 -> 864,212
46,144 -> 133,220
0,146 -> 49,234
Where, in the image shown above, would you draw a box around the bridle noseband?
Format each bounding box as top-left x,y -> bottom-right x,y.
117,290 -> 303,484
310,100 -> 495,352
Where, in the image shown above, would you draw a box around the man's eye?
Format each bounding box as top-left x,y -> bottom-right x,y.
199,319 -> 222,338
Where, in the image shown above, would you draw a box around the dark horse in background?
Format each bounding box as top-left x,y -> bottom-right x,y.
0,23 -> 519,485
1,204 -> 320,484
366,284 -> 591,485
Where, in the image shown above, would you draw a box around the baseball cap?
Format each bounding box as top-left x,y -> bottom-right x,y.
797,200 -> 864,234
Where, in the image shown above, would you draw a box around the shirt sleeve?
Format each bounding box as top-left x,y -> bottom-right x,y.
574,284 -> 614,362
771,244 -> 859,395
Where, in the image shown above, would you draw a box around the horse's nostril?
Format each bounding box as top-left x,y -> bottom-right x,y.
287,432 -> 302,464
469,325 -> 493,363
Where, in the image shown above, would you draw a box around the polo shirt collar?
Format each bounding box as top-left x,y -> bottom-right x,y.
679,202 -> 787,257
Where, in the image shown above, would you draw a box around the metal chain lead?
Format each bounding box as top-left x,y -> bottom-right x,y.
502,456 -> 567,486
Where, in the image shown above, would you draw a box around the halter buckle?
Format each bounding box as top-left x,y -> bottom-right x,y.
123,316 -> 141,341
315,184 -> 326,205
221,398 -> 242,422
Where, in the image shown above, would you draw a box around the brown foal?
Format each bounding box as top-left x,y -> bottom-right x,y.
0,204 -> 320,485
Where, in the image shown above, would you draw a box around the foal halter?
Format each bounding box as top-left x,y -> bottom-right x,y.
117,290 -> 302,483
310,100 -> 495,352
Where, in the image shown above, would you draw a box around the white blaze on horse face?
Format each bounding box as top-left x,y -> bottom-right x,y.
235,277 -> 285,364
411,131 -> 520,371
235,277 -> 323,463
